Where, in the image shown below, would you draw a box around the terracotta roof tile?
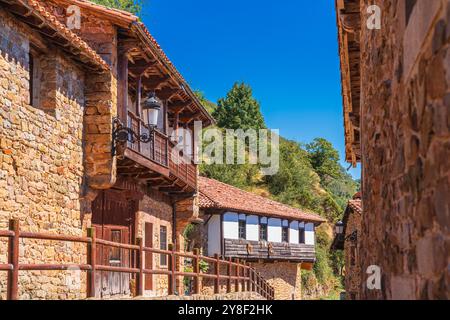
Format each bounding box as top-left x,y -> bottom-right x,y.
198,176 -> 326,223
348,199 -> 362,215
22,0 -> 109,71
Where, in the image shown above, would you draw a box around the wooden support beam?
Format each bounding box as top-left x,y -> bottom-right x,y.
118,52 -> 129,122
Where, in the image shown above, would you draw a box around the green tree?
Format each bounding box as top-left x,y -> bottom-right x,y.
306,138 -> 342,182
91,0 -> 145,15
195,91 -> 217,114
213,82 -> 266,130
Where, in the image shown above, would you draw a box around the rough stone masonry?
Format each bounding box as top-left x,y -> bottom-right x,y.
358,0 -> 450,299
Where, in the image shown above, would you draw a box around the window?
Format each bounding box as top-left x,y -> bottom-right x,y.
259,219 -> 268,241
299,223 -> 305,244
160,226 -> 167,266
282,220 -> 289,243
238,217 -> 246,240
29,52 -> 40,108
282,226 -> 289,243
109,230 -> 122,263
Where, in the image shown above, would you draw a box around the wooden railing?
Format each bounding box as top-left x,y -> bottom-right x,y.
224,239 -> 316,262
127,111 -> 197,188
127,111 -> 169,167
169,143 -> 197,188
0,220 -> 274,300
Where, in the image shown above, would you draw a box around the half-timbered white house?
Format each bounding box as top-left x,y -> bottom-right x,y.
198,177 -> 326,299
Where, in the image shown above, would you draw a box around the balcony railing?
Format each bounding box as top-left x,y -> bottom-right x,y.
127,111 -> 169,167
224,239 -> 316,262
126,111 -> 197,188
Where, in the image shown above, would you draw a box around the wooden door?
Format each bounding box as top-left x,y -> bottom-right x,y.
92,190 -> 136,298
144,222 -> 153,290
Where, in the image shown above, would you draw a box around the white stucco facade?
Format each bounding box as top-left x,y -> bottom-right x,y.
206,211 -> 317,251
305,222 -> 315,245
246,215 -> 259,241
267,218 -> 282,242
223,212 -> 239,239
207,214 -> 221,256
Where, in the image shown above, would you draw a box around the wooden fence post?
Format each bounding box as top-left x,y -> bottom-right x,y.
7,219 -> 19,300
86,227 -> 96,298
250,268 -> 255,292
193,248 -> 200,295
245,263 -> 250,292
168,244 -> 175,295
136,237 -> 144,297
226,257 -> 232,293
214,254 -> 220,294
234,258 -> 240,292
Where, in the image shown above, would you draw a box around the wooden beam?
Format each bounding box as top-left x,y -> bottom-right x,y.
157,88 -> 181,100
118,52 -> 129,122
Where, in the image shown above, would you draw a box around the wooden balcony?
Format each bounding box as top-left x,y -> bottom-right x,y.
223,239 -> 316,263
116,111 -> 197,193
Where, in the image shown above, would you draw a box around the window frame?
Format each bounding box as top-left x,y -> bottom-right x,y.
159,226 -> 168,266
299,223 -> 305,244
29,50 -> 41,108
238,216 -> 246,240
259,218 -> 268,242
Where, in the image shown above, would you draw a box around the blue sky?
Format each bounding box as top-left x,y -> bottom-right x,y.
142,0 -> 361,179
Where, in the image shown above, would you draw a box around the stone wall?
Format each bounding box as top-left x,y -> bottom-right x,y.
344,208 -> 362,299
0,8 -> 89,299
252,262 -> 302,300
135,188 -> 173,297
358,0 -> 449,299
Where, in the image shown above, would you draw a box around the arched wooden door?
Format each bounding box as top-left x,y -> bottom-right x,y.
92,190 -> 136,298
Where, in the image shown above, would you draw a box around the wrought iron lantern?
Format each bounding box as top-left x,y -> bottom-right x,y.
142,91 -> 162,130
335,221 -> 344,236
113,92 -> 162,148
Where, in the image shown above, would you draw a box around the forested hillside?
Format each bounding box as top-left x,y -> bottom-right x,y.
90,0 -> 144,15
199,83 -> 359,299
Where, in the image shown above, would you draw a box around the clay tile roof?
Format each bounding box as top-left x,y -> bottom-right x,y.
348,199 -> 362,215
198,176 -> 326,224
53,0 -> 138,25
22,0 -> 109,71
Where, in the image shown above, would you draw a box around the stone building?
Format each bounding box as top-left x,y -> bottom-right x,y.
197,177 -> 326,300
331,193 -> 362,300
0,0 -> 213,299
336,0 -> 449,299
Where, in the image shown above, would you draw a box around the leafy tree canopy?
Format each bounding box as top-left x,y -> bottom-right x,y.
90,0 -> 144,15
212,82 -> 266,130
306,138 -> 342,182
195,91 -> 217,115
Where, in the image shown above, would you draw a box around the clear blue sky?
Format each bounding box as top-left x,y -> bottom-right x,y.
142,0 -> 361,179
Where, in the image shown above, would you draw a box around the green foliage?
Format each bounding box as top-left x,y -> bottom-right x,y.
266,138 -> 321,210
195,91 -> 217,114
306,138 -> 342,182
313,229 -> 334,283
90,0 -> 145,15
199,260 -> 210,273
213,82 -> 266,131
